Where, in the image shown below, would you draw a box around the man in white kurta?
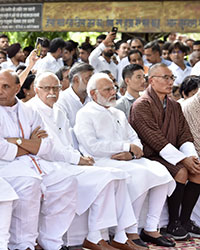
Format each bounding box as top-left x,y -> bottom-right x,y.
0,70 -> 78,250
55,62 -> 93,128
74,73 -> 176,248
0,178 -> 18,250
37,38 -> 65,74
26,72 -> 146,250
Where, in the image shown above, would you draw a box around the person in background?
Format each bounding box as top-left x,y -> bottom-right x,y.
115,40 -> 130,63
144,40 -> 171,66
37,38 -> 66,74
1,43 -> 25,71
78,42 -> 94,63
178,75 -> 199,103
161,42 -> 171,61
168,41 -> 191,86
188,51 -> 200,67
55,66 -> 71,91
89,32 -> 117,79
17,74 -> 36,102
95,34 -> 106,47
0,50 -> 7,69
0,34 -> 9,53
23,46 -> 34,61
171,86 -> 181,101
63,41 -> 76,67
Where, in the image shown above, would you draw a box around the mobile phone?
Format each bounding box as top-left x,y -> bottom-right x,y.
111,27 -> 118,34
35,37 -> 43,57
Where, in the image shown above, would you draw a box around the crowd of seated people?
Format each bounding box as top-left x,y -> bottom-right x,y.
1,31 -> 200,250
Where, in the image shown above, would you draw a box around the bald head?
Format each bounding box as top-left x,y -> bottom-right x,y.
0,70 -> 21,106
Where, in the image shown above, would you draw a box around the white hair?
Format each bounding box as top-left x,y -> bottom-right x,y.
87,72 -> 113,97
34,72 -> 60,87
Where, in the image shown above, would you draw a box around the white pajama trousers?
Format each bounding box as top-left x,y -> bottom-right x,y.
131,183 -> 169,233
87,180 -> 136,243
0,201 -> 13,250
6,175 -> 77,250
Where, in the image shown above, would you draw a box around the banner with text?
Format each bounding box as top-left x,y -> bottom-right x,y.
43,1 -> 200,33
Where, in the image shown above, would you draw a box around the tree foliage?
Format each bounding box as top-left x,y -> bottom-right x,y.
4,31 -> 69,48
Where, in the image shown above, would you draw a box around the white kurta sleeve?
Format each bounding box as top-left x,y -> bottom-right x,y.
159,143 -> 186,165
89,42 -> 105,69
0,138 -> 18,161
179,142 -> 198,158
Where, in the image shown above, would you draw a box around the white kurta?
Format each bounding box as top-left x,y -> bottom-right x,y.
89,42 -> 117,79
168,62 -> 191,86
26,96 -> 130,215
0,177 -> 18,202
74,101 -> 176,203
55,86 -> 91,128
0,100 -> 79,186
37,52 -> 64,74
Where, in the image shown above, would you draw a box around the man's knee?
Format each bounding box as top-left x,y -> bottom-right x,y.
174,167 -> 188,183
188,173 -> 200,184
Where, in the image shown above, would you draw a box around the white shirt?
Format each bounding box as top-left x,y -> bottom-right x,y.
0,100 -> 75,186
55,86 -> 91,127
37,52 -> 64,74
1,60 -> 24,71
191,60 -> 200,76
89,42 -> 117,79
168,62 -> 191,86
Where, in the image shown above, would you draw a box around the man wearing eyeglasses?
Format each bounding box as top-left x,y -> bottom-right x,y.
129,63 -> 200,241
26,72 -> 147,250
74,72 -> 176,248
168,41 -> 191,86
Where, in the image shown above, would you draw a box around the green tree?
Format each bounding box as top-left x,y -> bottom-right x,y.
5,31 -> 69,48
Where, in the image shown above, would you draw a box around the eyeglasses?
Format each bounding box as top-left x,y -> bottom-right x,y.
37,85 -> 62,92
151,75 -> 177,81
96,86 -> 118,93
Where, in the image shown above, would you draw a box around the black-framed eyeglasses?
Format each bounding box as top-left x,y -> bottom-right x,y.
151,75 -> 177,81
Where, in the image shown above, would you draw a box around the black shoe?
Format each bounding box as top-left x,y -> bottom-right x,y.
60,246 -> 69,250
167,220 -> 189,240
140,229 -> 176,247
183,220 -> 200,238
132,238 -> 149,248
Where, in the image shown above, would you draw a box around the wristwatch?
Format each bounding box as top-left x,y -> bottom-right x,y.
129,151 -> 136,159
16,138 -> 22,146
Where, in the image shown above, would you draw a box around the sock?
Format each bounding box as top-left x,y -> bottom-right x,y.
87,230 -> 102,244
180,181 -> 200,225
114,230 -> 127,244
167,181 -> 185,224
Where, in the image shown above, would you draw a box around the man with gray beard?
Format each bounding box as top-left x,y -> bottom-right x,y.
73,72 -> 176,248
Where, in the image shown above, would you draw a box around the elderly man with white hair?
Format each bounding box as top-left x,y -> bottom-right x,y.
0,69 -> 79,250
73,72 -> 176,248
0,178 -> 18,250
26,71 -> 146,250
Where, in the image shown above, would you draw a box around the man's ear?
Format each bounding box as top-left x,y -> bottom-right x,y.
124,77 -> 130,86
90,89 -> 97,100
16,84 -> 21,94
